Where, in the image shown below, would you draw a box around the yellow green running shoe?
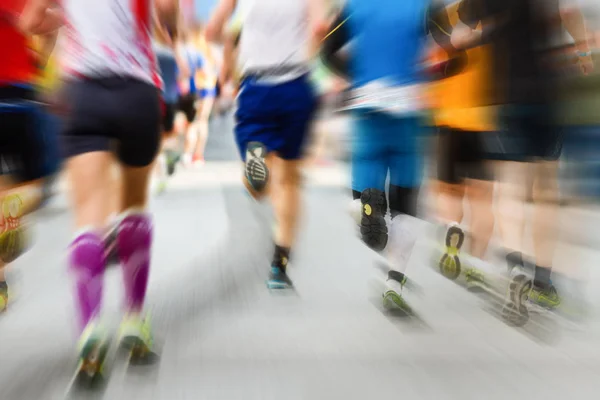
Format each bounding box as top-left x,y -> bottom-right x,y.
0,281 -> 7,312
528,284 -> 561,310
465,267 -> 486,291
119,313 -> 158,365
75,321 -> 110,388
382,271 -> 411,313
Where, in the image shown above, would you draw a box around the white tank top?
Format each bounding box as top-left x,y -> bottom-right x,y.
238,0 -> 311,83
60,0 -> 161,87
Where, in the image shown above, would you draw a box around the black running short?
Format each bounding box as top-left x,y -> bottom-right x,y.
162,102 -> 176,133
487,104 -> 563,162
437,126 -> 493,184
177,93 -> 197,123
61,77 -> 161,167
0,86 -> 45,182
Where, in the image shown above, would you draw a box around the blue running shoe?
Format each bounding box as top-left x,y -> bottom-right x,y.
266,266 -> 293,289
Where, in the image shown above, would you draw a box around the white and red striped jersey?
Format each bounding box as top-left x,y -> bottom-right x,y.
60,0 -> 161,88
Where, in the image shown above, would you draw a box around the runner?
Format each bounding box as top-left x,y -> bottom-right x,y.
428,1 -> 495,288
177,27 -> 203,167
450,0 -> 593,315
219,14 -> 243,94
207,0 -> 326,289
190,26 -> 218,165
0,0 -> 62,311
58,0 -> 178,383
153,13 -> 188,193
321,0 -> 465,308
217,20 -> 241,114
33,26 -> 61,205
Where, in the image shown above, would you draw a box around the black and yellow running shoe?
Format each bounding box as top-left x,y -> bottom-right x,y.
360,189 -> 388,252
438,223 -> 464,280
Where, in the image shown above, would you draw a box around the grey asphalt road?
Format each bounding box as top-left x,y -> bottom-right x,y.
2,114 -> 600,400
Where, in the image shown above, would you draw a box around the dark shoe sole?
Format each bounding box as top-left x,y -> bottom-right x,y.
502,273 -> 532,327
360,189 -> 388,252
245,142 -> 269,193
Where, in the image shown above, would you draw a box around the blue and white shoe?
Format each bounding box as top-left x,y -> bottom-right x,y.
266,266 -> 293,289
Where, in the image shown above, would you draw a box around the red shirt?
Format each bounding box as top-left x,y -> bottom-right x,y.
0,0 -> 36,86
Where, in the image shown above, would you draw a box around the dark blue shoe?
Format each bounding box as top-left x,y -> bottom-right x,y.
266,266 -> 293,289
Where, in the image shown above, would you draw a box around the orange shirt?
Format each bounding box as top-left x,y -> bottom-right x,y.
0,0 -> 37,86
427,2 -> 496,132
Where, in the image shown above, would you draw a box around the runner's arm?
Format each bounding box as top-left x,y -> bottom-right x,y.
451,0 -> 485,50
308,0 -> 329,54
427,1 -> 456,54
35,29 -> 58,67
154,0 -> 179,33
561,6 -> 591,54
427,1 -> 468,79
206,0 -> 237,43
174,43 -> 192,81
320,11 -> 351,80
452,0 -> 508,50
221,26 -> 241,84
19,0 -> 62,36
561,4 -> 593,73
153,8 -> 177,46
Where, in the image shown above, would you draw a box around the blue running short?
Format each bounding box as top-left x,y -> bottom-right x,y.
351,111 -> 425,192
235,74 -> 317,160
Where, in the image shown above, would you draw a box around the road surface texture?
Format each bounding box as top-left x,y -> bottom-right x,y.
2,114 -> 600,400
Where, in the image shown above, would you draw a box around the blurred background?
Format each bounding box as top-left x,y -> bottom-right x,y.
2,0 -> 600,399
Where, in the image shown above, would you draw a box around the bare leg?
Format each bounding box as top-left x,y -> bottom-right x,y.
66,151 -> 113,332
67,152 -> 114,230
108,162 -> 121,218
532,161 -> 560,273
270,157 -> 302,248
183,104 -> 199,165
466,178 -> 495,259
496,161 -> 531,253
436,181 -> 465,225
265,156 -> 303,288
193,97 -> 214,163
118,163 -> 154,316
